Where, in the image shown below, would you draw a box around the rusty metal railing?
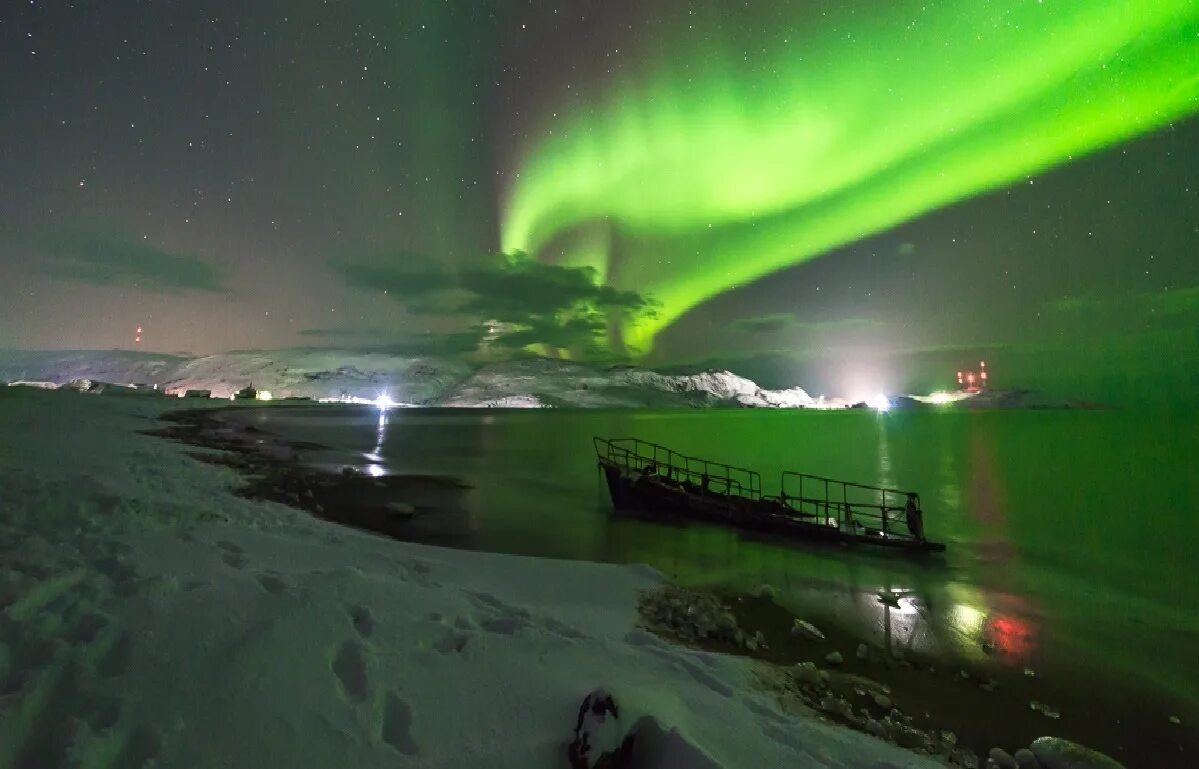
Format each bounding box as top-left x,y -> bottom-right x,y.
594,436 -> 762,500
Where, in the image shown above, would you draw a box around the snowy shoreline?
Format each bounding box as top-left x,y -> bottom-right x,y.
0,387 -> 956,768
146,404 -> 1180,769
0,348 -> 837,408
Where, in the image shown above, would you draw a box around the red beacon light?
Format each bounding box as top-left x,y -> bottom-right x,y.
957,361 -> 989,393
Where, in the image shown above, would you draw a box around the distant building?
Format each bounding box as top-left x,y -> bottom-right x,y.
956,361 -> 988,393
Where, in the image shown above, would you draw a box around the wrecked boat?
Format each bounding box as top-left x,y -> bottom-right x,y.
594,437 -> 946,553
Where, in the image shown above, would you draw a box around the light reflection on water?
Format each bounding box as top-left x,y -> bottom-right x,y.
363,412 -> 389,464
241,406 -> 1198,706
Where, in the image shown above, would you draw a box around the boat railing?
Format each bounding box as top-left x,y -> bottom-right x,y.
594,436 -> 763,501
779,472 -> 920,541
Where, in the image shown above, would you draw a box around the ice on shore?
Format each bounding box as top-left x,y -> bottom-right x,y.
0,387 -> 938,768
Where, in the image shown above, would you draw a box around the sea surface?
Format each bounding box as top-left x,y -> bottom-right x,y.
236,405 -> 1199,716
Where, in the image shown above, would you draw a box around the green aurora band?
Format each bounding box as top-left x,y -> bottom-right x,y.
501,0 -> 1199,354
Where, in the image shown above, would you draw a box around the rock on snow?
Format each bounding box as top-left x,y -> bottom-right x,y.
0,387 -> 938,769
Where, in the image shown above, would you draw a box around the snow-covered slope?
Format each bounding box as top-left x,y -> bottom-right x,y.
163,349 -> 471,404
0,349 -> 187,387
0,387 -> 940,768
438,358 -> 822,408
0,349 -> 824,408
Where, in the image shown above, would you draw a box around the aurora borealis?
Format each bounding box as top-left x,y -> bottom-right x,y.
1,0 -> 1197,403
503,0 -> 1199,351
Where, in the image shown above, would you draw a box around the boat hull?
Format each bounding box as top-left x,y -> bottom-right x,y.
600,461 -> 945,553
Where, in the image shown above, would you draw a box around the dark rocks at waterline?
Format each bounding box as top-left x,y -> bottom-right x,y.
765,660 -> 984,767
637,586 -> 756,649
1029,701 -> 1062,720
790,661 -> 830,688
149,407 -> 468,538
385,501 -> 420,518
749,583 -> 777,599
790,618 -> 826,642
987,747 -> 1019,769
1013,748 -> 1040,769
1029,737 -> 1125,769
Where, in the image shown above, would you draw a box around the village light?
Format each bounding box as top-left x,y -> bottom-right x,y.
866,393 -> 891,412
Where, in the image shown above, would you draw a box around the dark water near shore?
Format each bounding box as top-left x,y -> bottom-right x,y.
236,406 -> 1199,735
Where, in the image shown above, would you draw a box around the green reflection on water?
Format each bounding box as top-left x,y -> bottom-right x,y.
266,407 -> 1199,706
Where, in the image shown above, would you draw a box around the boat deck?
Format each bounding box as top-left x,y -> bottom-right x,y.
594,436 -> 945,553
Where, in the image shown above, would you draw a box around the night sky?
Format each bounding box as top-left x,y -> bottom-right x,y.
2,1 -> 1197,404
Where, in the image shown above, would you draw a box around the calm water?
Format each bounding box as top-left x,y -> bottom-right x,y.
239,406 -> 1199,712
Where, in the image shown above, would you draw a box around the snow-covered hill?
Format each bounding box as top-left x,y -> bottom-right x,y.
0,349 -> 829,408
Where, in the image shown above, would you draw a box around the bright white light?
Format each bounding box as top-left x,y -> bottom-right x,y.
365,463 -> 386,477
257,390 -> 273,401
374,393 -> 396,410
866,393 -> 891,412
951,603 -> 986,634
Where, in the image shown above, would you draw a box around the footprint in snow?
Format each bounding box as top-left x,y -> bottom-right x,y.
348,605 -> 375,638
256,573 -> 288,595
332,640 -> 369,702
381,692 -> 420,755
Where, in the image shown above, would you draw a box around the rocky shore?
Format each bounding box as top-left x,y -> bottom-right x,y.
635,584 -> 1164,769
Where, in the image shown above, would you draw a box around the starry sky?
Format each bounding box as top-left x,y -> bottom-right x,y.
1,1 -> 1197,404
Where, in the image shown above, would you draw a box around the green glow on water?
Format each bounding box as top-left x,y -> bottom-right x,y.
502,1 -> 1199,352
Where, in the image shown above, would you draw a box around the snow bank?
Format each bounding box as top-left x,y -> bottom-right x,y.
0,388 -> 937,768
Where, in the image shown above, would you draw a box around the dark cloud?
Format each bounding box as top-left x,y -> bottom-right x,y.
292,328 -> 486,356
456,255 -> 650,321
729,314 -> 886,340
730,313 -> 798,334
373,329 -> 487,357
332,252 -> 656,353
487,315 -> 606,350
35,230 -> 226,293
